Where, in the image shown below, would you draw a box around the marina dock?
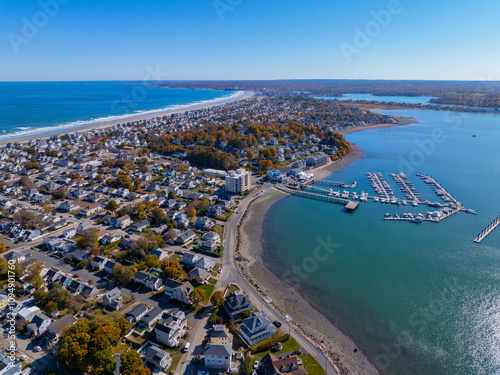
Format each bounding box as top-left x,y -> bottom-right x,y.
474,215 -> 500,243
314,179 -> 357,189
416,173 -> 461,206
390,173 -> 424,203
366,172 -> 395,199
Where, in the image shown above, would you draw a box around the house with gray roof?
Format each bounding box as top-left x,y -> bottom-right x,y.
238,312 -> 277,346
138,306 -> 164,329
125,304 -> 149,323
102,287 -> 122,311
223,291 -> 255,319
144,346 -> 171,371
26,313 -> 51,336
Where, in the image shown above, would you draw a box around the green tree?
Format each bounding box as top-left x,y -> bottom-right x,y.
144,255 -> 160,269
168,190 -> 176,199
112,264 -> 135,286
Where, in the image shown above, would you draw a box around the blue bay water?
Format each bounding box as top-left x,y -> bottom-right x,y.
334,93 -> 437,105
0,82 -> 242,141
263,108 -> 500,374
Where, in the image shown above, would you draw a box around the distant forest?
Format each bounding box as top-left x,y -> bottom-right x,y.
156,80 -> 500,108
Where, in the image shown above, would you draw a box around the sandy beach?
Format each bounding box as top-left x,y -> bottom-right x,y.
235,115 -> 420,375
339,115 -> 419,136
0,91 -> 255,147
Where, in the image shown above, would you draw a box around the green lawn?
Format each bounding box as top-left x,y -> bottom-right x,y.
226,284 -> 240,295
195,283 -> 215,303
252,336 -> 300,360
299,353 -> 325,375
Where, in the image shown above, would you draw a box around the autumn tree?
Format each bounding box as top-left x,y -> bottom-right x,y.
211,290 -> 225,307
185,205 -> 196,218
190,289 -> 206,306
25,261 -> 43,289
19,176 -> 35,189
116,317 -> 130,337
0,241 -> 7,252
164,228 -> 178,243
258,159 -> 273,173
161,260 -> 183,280
105,200 -> 119,212
120,351 -> 151,375
150,207 -> 168,225
77,228 -> 99,248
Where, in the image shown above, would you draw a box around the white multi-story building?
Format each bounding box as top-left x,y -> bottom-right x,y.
225,168 -> 251,194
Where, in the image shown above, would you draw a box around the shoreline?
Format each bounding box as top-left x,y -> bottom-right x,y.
0,90 -> 255,147
236,116 -> 419,375
338,115 -> 419,136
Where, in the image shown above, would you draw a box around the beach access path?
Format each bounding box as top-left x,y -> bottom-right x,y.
217,183 -> 343,375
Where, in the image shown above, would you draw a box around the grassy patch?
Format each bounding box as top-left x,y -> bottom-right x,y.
227,284 -> 240,295
213,223 -> 225,238
168,352 -> 183,373
299,353 -> 325,375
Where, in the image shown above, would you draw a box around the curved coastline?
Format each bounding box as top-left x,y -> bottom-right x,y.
0,90 -> 254,146
236,115 -> 419,375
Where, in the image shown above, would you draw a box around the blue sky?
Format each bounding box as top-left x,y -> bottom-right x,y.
1,0 -> 499,81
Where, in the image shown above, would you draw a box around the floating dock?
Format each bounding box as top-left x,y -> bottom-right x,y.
474,215 -> 500,243
314,179 -> 357,189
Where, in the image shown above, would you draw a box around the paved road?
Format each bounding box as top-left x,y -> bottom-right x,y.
218,184 -> 340,375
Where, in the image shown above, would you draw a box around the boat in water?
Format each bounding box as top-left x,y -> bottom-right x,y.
411,217 -> 423,223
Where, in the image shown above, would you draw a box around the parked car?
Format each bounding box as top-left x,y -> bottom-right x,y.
182,342 -> 190,353
253,360 -> 259,369
20,355 -> 28,361
34,346 -> 42,352
273,320 -> 282,328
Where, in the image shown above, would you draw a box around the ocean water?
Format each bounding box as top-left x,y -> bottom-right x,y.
263,108 -> 500,374
0,82 -> 243,141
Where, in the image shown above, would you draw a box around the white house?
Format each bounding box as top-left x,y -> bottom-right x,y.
155,309 -> 187,347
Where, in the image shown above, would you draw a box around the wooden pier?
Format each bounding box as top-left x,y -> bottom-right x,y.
276,186 -> 358,210
474,215 -> 500,243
